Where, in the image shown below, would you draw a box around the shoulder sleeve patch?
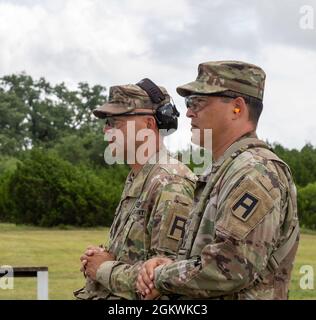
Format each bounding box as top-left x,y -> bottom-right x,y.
153,192 -> 192,254
167,213 -> 187,241
217,177 -> 274,240
231,192 -> 260,222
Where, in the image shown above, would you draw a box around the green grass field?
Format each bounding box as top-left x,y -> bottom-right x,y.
0,223 -> 315,300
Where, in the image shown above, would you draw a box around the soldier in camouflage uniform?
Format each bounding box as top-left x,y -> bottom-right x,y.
137,61 -> 300,300
74,82 -> 196,300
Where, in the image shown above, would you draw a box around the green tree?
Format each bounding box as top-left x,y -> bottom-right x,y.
297,183 -> 316,229
273,143 -> 316,187
0,89 -> 29,154
7,150 -> 125,227
0,156 -> 20,222
0,73 -> 107,153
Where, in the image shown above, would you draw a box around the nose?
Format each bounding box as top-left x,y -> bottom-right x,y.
186,108 -> 195,118
103,125 -> 112,133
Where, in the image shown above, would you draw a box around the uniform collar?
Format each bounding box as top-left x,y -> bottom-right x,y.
125,146 -> 169,198
199,132 -> 263,180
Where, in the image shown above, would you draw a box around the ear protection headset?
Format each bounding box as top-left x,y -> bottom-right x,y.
136,78 -> 180,135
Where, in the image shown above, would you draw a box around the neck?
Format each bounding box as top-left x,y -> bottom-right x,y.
128,136 -> 163,175
212,129 -> 255,161
129,163 -> 143,175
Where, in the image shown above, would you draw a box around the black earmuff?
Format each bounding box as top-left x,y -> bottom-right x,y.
136,78 -> 180,136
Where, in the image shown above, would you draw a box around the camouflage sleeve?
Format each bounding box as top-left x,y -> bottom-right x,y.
96,260 -> 142,299
154,162 -> 286,298
96,178 -> 195,299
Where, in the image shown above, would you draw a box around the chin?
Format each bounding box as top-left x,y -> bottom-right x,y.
190,131 -> 202,147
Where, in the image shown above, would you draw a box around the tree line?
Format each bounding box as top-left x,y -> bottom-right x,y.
0,73 -> 315,229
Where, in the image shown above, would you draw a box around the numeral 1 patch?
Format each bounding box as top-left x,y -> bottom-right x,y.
231,192 -> 260,221
168,214 -> 187,241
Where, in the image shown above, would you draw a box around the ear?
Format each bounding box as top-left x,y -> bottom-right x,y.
232,97 -> 248,120
146,116 -> 157,129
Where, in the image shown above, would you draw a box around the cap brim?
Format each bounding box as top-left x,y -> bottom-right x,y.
176,80 -> 228,97
92,103 -> 134,118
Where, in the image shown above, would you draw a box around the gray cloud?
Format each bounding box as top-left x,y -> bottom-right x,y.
143,0 -> 316,66
0,0 -> 315,150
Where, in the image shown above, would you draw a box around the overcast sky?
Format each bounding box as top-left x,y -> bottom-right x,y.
0,0 -> 315,151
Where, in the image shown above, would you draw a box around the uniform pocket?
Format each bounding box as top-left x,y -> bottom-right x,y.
118,208 -> 146,262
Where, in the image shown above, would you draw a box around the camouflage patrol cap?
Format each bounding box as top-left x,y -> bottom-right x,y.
177,60 -> 266,100
93,84 -> 171,118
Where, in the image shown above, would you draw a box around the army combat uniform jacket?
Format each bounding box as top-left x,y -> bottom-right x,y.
153,136 -> 299,300
75,151 -> 196,299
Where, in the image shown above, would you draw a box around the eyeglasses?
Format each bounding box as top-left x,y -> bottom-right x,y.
185,95 -> 212,113
104,112 -> 154,128
185,93 -> 247,113
104,117 -> 118,128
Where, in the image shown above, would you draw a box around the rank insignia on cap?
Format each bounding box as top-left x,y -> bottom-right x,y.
231,192 -> 260,222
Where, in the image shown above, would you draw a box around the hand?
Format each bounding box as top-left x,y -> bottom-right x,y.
80,245 -> 105,273
136,257 -> 172,296
84,251 -> 115,281
142,288 -> 161,300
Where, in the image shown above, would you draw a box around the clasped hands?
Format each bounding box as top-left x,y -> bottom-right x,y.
80,245 -> 115,281
136,257 -> 172,300
80,247 -> 172,300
